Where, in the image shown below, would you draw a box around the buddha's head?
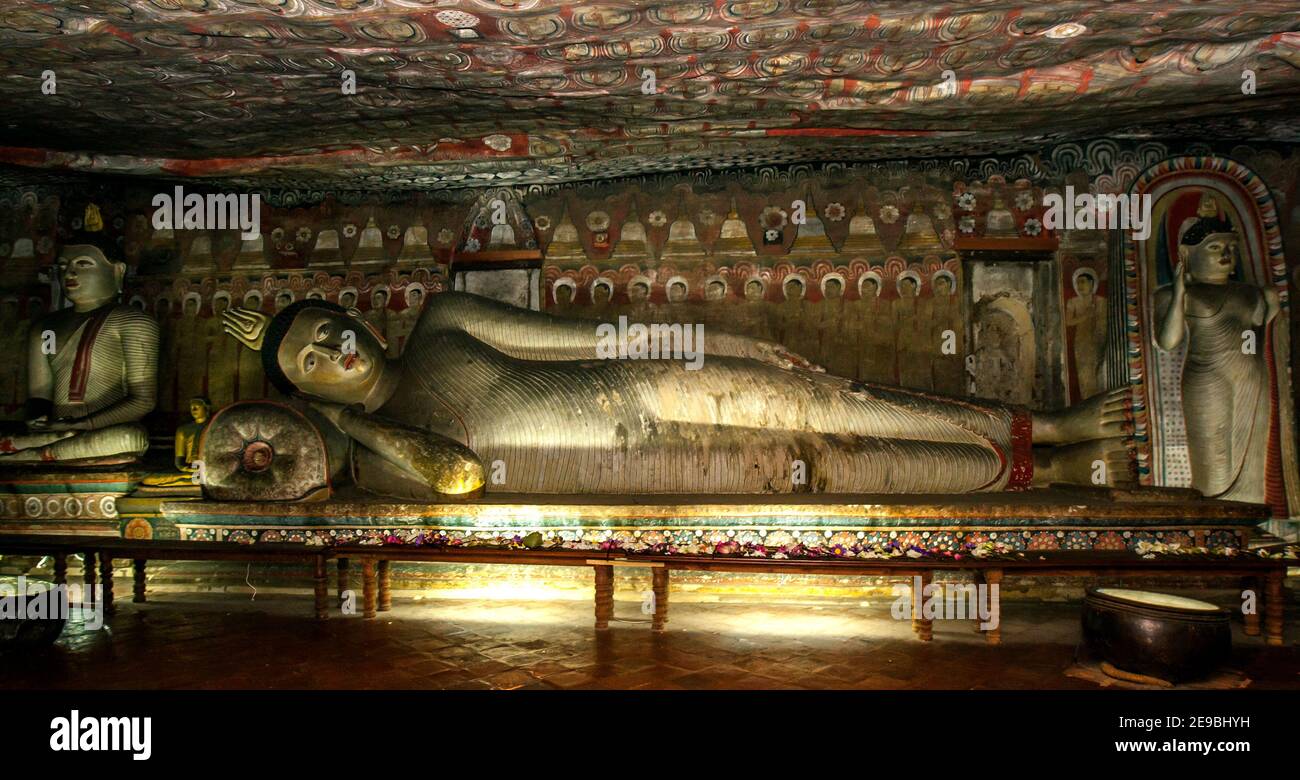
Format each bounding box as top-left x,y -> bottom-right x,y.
861,277 -> 880,299
1179,216 -> 1238,285
899,276 -> 918,298
744,279 -> 764,301
188,396 -> 212,424
275,291 -> 294,312
554,282 -> 574,306
783,278 -> 805,301
823,277 -> 843,299
57,245 -> 125,312
264,300 -> 388,404
592,281 -> 612,306
705,280 -> 727,302
1074,270 -> 1096,298
934,273 -> 954,297
406,285 -> 425,309
371,288 -> 389,310
213,293 -> 231,315
628,281 -> 650,303
339,289 -> 357,309
667,281 -> 688,303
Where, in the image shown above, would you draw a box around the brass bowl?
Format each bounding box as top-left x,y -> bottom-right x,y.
1082,588 -> 1230,683
0,593 -> 67,652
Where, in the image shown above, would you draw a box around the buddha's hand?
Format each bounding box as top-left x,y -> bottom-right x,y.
222,306 -> 271,351
1172,262 -> 1187,307
28,416 -> 89,433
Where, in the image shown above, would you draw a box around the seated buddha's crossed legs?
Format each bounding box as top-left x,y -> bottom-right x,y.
0,423 -> 149,464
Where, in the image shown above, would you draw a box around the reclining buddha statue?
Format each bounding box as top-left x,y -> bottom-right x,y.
219,291 -> 1132,500
1,237 -> 159,466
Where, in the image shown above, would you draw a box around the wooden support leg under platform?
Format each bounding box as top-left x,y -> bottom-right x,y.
651,567 -> 669,632
362,559 -> 377,619
133,560 -> 146,603
336,558 -> 349,606
972,571 -> 987,634
1243,576 -> 1261,637
982,568 -> 1003,646
53,553 -> 67,587
378,560 -> 391,612
99,555 -> 114,615
82,552 -> 96,606
914,570 -> 933,641
593,565 -> 614,631
313,555 -> 328,620
1264,569 -> 1286,647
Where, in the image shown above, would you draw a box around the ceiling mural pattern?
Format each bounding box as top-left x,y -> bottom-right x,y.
0,1 -> 1297,189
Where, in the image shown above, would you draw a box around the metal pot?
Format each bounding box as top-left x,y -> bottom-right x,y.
1082,587 -> 1230,683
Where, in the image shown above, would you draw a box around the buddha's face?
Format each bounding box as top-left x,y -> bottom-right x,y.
900,278 -> 918,298
862,279 -> 879,299
277,307 -> 383,403
339,291 -> 357,309
408,289 -> 424,309
371,290 -> 388,310
705,281 -> 726,302
744,281 -> 763,301
555,285 -> 573,305
593,285 -> 611,306
1181,231 -> 1238,284
824,279 -> 843,299
189,400 -> 210,423
784,281 -> 803,301
59,251 -> 121,309
244,295 -> 262,312
213,296 -> 230,315
629,283 -> 650,303
184,297 -> 199,317
667,283 -> 687,303
1076,275 -> 1095,297
935,277 -> 952,297
275,293 -> 293,312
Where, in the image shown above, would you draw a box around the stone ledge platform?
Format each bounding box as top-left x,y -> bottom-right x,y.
160,485 -> 1268,554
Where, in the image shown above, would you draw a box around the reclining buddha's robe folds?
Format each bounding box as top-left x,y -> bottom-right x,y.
370,294 -> 1033,495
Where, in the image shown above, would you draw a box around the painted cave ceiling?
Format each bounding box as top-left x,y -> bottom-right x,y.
0,1 -> 1298,191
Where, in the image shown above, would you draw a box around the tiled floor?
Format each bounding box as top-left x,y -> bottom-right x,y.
2,589 -> 1296,689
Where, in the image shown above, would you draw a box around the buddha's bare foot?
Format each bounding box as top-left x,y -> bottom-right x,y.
1032,388 -> 1131,445
1033,437 -> 1137,488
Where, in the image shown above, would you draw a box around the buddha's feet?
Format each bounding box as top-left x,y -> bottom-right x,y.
1032,388 -> 1131,445
1033,436 -> 1137,488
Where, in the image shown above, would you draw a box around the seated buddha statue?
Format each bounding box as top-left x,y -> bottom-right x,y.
221,292 -> 1131,499
0,240 -> 159,465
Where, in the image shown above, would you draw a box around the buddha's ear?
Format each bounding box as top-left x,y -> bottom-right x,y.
349,307 -> 388,350
112,261 -> 127,290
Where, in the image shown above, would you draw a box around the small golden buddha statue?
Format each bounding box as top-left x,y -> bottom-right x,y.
141,397 -> 212,488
